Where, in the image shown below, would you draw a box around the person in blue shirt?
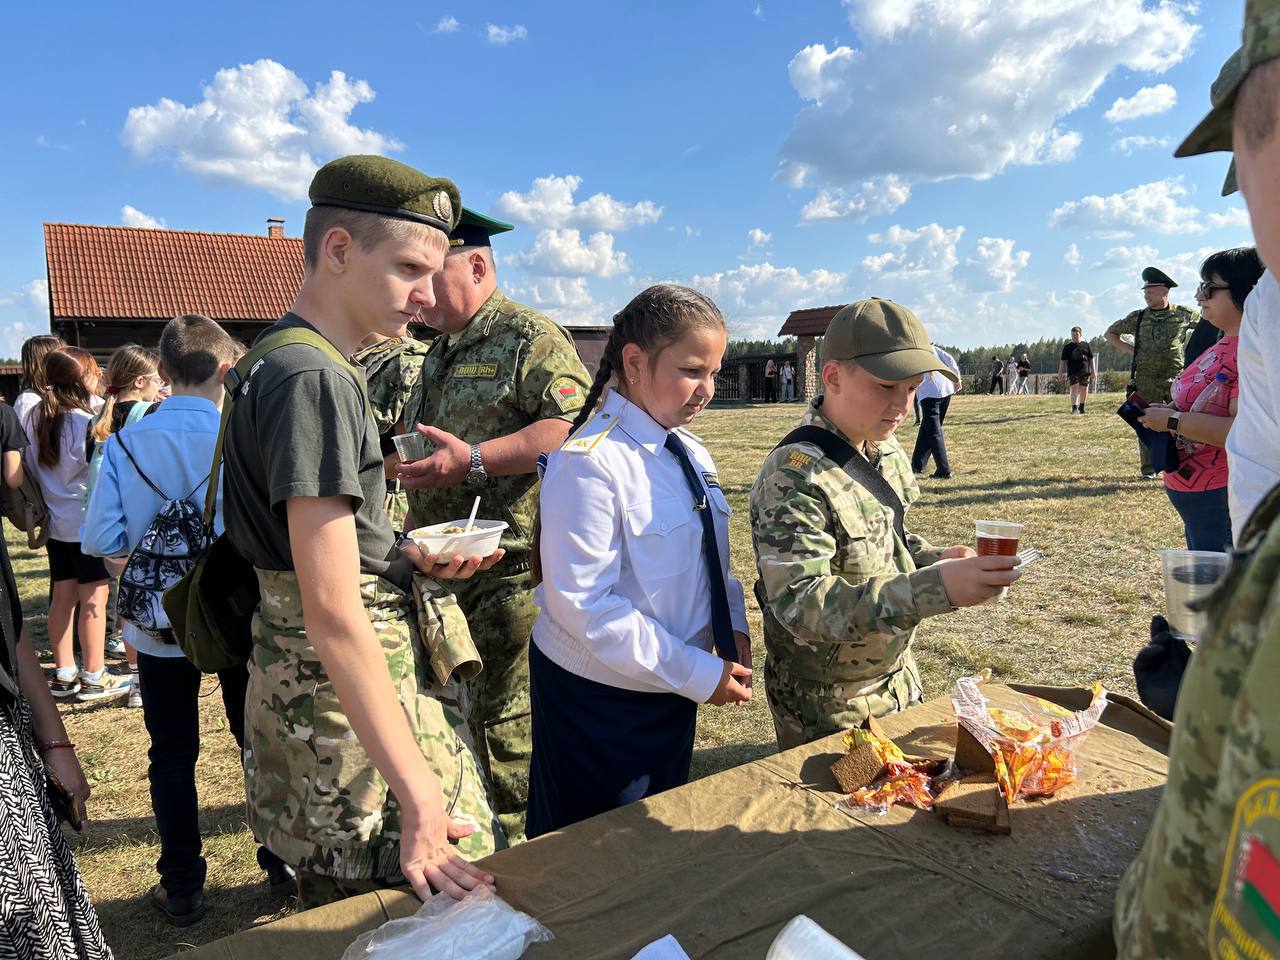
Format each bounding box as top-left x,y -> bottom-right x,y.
526,284 -> 752,839
82,314 -> 294,926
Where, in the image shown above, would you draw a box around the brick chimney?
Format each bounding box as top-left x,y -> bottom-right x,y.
267,217 -> 285,239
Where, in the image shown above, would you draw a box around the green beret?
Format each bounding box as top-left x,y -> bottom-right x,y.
449,207 -> 515,249
1142,266 -> 1177,288
822,298 -> 958,384
1177,0 -> 1280,158
309,155 -> 461,233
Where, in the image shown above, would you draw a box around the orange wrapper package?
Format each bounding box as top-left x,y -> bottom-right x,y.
841,729 -> 937,814
950,677 -> 1108,805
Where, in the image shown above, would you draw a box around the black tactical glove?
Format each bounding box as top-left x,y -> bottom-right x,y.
1133,614 -> 1191,722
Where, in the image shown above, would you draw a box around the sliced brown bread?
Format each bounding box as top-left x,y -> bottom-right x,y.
954,724 -> 996,774
936,773 -> 1012,834
831,742 -> 886,794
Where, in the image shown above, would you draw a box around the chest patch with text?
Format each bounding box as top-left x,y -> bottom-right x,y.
452,363 -> 499,379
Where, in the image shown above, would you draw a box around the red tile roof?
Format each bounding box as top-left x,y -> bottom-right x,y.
778,305 -> 844,337
44,223 -> 303,322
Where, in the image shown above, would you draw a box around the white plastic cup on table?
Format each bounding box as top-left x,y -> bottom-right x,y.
393,430 -> 433,463
975,519 -> 1024,599
1160,549 -> 1230,643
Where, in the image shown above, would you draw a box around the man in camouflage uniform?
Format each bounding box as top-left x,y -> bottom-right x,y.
398,208 -> 592,836
1115,11 -> 1280,957
1105,267 -> 1200,477
749,299 -> 1021,751
353,332 -> 432,531
223,156 -> 504,910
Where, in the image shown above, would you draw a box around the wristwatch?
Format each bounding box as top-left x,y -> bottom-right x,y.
465,443 -> 487,487
1168,413 -> 1181,435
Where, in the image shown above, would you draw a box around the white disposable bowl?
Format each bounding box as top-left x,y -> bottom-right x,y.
408,519 -> 508,560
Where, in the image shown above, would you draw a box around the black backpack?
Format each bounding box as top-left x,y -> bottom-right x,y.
114,434 -> 210,642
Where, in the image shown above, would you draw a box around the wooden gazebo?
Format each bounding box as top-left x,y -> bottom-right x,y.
778,304 -> 842,401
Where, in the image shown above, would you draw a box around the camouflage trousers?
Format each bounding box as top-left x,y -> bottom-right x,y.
452,566 -> 537,839
244,569 -> 504,882
764,653 -> 924,752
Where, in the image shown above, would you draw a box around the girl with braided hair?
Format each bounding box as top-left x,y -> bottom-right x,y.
525,284 -> 752,838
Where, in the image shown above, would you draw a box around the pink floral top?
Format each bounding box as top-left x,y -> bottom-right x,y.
1166,336 -> 1239,493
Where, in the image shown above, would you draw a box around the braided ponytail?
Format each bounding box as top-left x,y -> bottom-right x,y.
532,284 -> 725,585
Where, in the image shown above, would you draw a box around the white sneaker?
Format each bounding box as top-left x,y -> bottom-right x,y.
128,676 -> 142,709
105,636 -> 127,659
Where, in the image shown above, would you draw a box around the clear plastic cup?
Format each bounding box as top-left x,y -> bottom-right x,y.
392,430 -> 434,463
1160,549 -> 1230,641
976,519 -> 1023,599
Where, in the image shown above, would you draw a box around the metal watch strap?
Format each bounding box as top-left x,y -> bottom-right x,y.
467,443 -> 486,485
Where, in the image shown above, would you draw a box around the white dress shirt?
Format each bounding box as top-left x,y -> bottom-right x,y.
916,345 -> 960,401
1227,269 -> 1280,540
533,389 -> 749,704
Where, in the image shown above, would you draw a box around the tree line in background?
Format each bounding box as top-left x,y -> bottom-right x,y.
722,334 -> 1130,375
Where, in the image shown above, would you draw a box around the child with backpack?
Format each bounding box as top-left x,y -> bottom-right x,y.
82,315 -> 294,926
85,344 -> 164,701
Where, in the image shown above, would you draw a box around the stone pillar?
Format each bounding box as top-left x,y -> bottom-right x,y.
738,363 -> 751,401
797,336 -> 818,400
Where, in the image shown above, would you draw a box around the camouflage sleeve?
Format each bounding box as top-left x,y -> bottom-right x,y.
907,533 -> 945,568
754,464 -> 954,651
517,331 -> 593,423
1106,310 -> 1140,338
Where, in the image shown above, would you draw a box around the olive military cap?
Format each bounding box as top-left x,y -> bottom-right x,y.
1142,266 -> 1177,288
1177,0 -> 1280,157
822,298 -> 958,384
449,207 -> 515,249
309,155 -> 462,233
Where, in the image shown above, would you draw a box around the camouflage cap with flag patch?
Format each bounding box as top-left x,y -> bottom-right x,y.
1177,1 -> 1280,158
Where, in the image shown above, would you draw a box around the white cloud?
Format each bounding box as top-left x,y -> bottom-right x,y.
1050,178 -> 1203,239
0,279 -> 49,360
486,23 -> 527,45
1092,244 -> 1160,273
1206,207 -> 1251,230
121,204 -> 165,229
35,134 -> 69,151
509,229 -> 629,278
754,3 -> 765,18
690,262 -> 847,338
684,225 -> 699,239
777,0 -> 1196,188
798,175 -> 910,223
863,223 -> 965,278
511,277 -> 603,326
1065,243 -> 1082,269
121,59 -> 400,201
494,175 -> 661,231
1111,134 -> 1172,154
434,15 -> 460,32
1104,83 -> 1177,123
747,228 -> 771,249
967,236 -> 1030,293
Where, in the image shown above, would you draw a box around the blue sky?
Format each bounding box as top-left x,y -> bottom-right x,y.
0,1 -> 1252,356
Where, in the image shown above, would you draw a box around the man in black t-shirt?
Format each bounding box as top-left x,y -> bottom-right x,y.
1058,326 -> 1094,413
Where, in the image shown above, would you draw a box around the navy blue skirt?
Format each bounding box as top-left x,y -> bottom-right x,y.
526,641 -> 699,839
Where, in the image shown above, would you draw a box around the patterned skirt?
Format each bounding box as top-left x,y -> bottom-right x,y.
0,697 -> 112,960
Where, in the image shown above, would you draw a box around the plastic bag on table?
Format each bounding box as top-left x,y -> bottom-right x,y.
835,728 -> 941,815
340,885 -> 553,960
951,675 -> 1108,805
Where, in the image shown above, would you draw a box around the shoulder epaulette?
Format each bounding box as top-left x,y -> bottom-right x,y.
560,409 -> 617,454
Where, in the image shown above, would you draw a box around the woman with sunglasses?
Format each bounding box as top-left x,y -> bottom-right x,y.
1139,247 -> 1265,550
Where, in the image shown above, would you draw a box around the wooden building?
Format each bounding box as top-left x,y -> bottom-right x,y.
41,220 -> 610,373
778,304 -> 841,401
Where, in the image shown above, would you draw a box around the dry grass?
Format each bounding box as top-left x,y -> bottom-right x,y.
11,390 -> 1181,958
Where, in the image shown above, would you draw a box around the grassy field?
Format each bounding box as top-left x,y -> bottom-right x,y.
10,391 -> 1184,959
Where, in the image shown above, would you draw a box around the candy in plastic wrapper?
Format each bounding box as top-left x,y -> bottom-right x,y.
950,676 -> 1107,805
340,885 -> 552,960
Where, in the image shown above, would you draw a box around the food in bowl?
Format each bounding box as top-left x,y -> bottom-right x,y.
408,519 -> 508,562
